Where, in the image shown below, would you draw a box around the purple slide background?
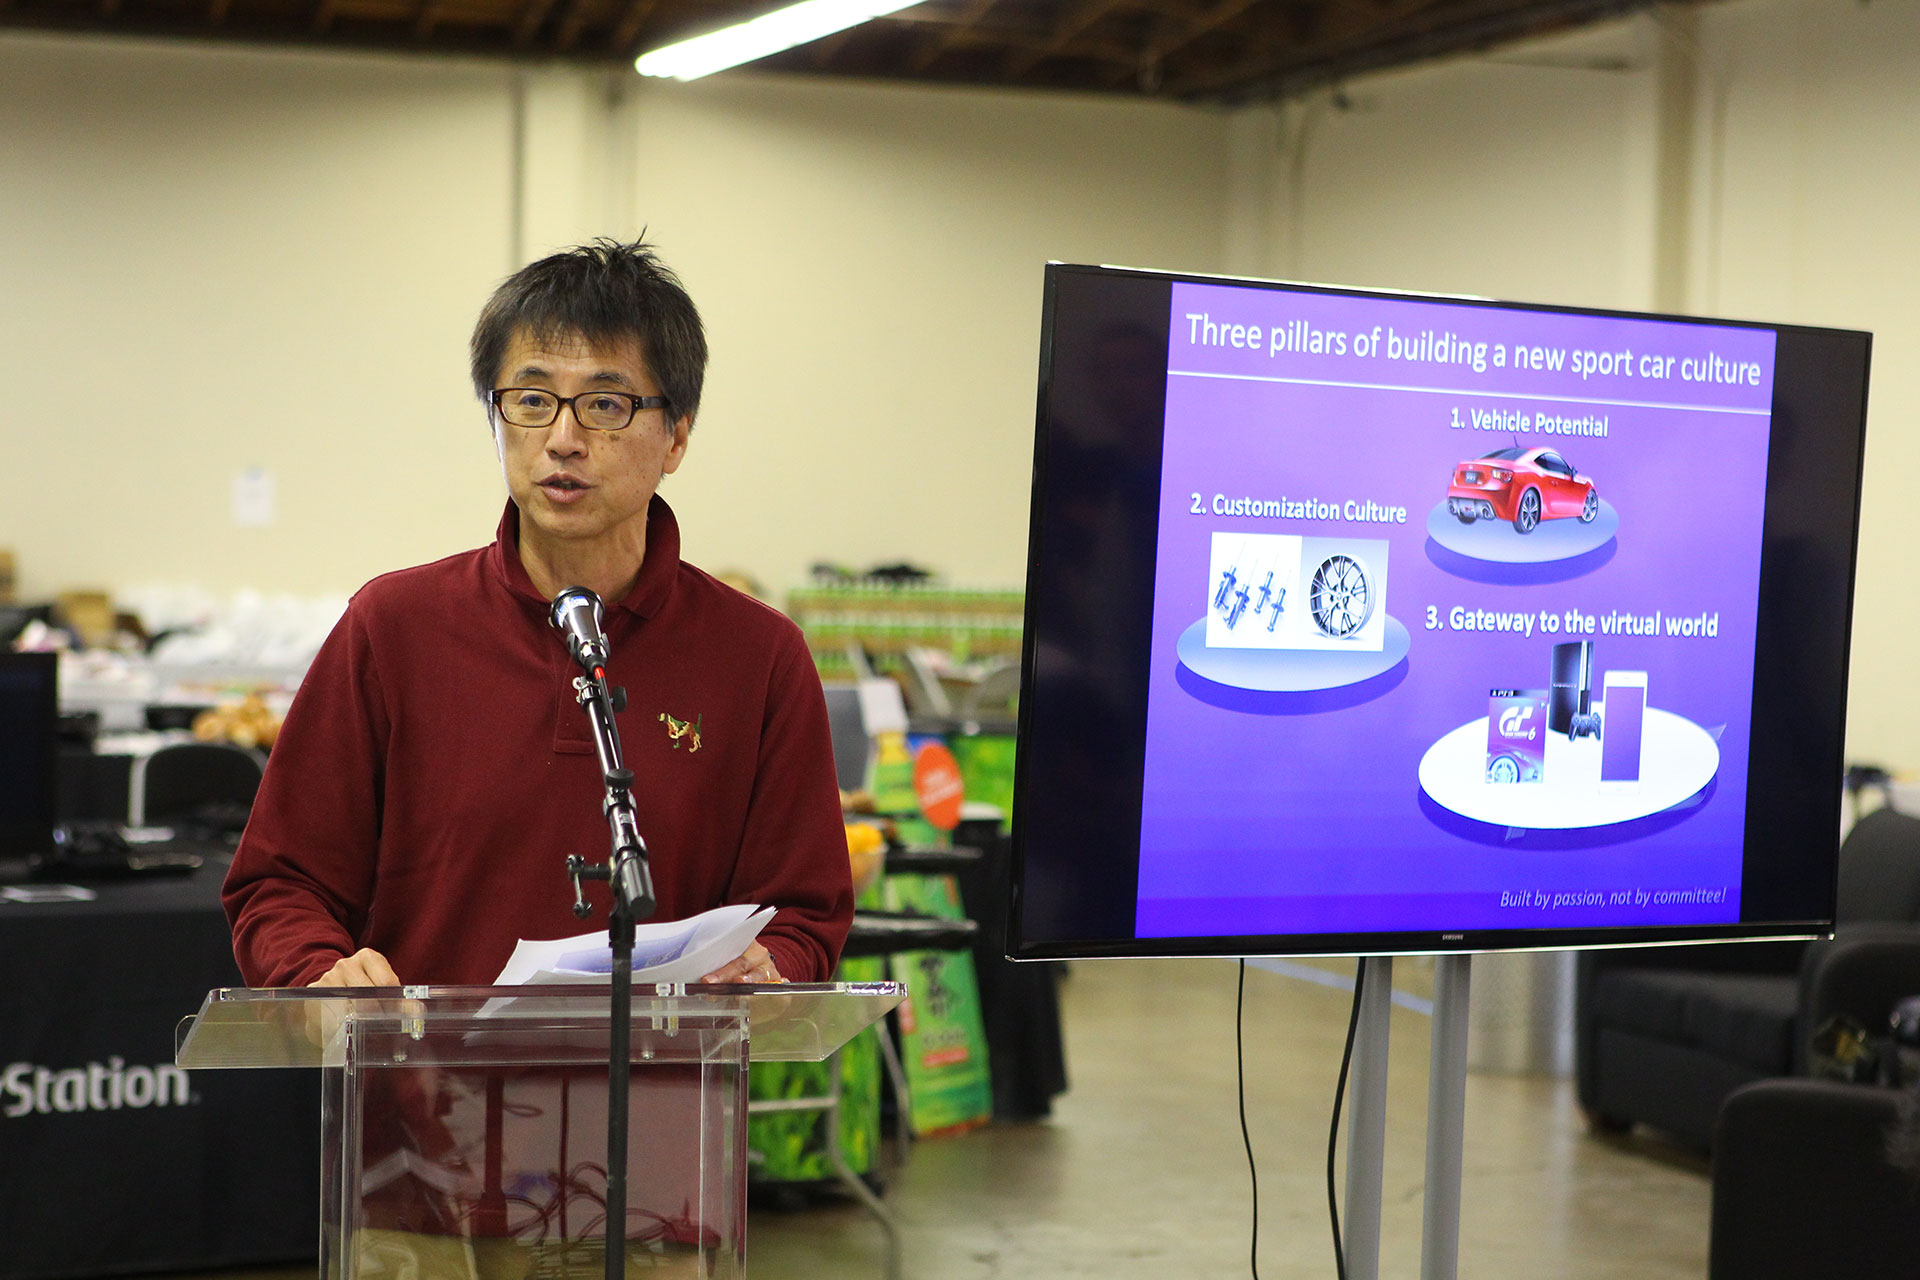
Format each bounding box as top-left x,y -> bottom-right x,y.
1136,282 -> 1778,939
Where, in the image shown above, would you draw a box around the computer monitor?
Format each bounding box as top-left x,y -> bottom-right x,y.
1009,263 -> 1871,959
0,652 -> 58,858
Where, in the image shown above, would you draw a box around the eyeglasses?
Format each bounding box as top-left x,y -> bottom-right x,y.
490,387 -> 669,432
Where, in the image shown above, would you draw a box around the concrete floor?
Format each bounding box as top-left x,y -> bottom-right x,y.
178,956 -> 1710,1280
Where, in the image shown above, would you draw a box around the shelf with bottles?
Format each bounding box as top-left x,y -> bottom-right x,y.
788,579 -> 1024,679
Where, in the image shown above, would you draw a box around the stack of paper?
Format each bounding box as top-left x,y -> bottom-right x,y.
489,903 -> 775,987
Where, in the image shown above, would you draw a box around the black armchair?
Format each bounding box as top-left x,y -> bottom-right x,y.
1576,806 -> 1920,1150
1709,1078 -> 1920,1279
130,741 -> 266,830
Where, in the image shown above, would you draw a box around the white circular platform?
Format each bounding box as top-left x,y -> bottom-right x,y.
1175,616 -> 1411,692
1416,704 -> 1719,829
1425,498 -> 1619,564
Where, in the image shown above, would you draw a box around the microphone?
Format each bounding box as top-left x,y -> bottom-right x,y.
549,586 -> 609,673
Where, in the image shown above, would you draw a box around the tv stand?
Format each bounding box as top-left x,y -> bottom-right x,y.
1341,953 -> 1471,1280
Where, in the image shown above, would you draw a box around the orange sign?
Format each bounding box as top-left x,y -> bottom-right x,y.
913,741 -> 966,830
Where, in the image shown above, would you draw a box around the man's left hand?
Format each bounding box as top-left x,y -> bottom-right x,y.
698,940 -> 785,985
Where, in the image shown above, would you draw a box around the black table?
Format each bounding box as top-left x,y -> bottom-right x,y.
0,854 -> 319,1279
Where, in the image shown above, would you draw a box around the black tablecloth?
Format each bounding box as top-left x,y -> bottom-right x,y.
0,855 -> 319,1279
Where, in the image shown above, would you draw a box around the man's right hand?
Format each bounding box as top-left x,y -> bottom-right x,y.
310,947 -> 401,987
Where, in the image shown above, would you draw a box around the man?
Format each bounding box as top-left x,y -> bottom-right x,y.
223,240 -> 853,989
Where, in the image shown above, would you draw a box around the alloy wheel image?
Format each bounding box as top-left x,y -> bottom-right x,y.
1580,489 -> 1599,523
1308,554 -> 1375,639
1514,488 -> 1542,534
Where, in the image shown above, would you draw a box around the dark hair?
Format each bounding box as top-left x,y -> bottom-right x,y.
469,238 -> 708,429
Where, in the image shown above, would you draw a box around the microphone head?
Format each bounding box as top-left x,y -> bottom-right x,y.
549,585 -> 603,635
549,586 -> 609,670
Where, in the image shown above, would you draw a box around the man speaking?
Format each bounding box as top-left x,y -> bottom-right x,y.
223,240 -> 852,989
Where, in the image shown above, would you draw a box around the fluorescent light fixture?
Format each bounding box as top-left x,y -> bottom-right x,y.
635,0 -> 920,80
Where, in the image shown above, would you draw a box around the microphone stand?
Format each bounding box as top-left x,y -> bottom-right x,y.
561,662 -> 655,1280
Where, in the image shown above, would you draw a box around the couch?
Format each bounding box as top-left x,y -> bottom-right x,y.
1709,1078 -> 1920,1279
1575,806 -> 1920,1150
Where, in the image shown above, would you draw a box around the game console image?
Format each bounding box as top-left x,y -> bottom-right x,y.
1549,640 -> 1603,740
1417,655 -> 1715,833
1177,531 -> 1410,700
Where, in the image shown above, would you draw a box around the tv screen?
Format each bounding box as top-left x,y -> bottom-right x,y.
1009,264 -> 1871,958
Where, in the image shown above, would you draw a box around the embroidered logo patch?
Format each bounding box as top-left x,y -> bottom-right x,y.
659,712 -> 703,753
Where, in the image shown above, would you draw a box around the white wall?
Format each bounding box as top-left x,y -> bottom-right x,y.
1270,20 -> 1664,310
0,36 -> 1231,604
615,73 -> 1232,588
0,35 -> 516,599
3,0 -> 1917,762
1255,0 -> 1918,764
1688,0 -> 1920,766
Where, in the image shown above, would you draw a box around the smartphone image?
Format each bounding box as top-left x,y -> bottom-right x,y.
1599,670 -> 1647,792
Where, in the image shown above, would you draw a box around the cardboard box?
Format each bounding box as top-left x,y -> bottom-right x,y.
57,590 -> 115,648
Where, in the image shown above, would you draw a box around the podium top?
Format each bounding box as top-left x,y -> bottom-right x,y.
177,982 -> 905,1070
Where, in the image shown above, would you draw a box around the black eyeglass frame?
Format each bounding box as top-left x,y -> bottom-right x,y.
489,387 -> 671,432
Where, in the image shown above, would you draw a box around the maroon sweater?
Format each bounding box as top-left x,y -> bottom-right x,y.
223,498 -> 852,987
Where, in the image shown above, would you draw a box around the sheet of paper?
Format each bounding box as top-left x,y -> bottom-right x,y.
489,903 -> 774,987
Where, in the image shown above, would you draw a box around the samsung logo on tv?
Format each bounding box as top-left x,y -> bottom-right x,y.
2,1058 -> 193,1117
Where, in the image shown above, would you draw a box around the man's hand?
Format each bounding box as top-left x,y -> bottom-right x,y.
698,940 -> 785,985
310,947 -> 402,988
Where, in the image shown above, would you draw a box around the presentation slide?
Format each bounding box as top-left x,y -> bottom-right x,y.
1135,280 -> 1778,939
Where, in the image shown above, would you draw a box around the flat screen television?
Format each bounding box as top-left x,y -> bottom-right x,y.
1008,263 -> 1872,959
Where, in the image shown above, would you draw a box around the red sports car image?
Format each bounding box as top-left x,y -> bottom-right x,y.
1446,447 -> 1599,534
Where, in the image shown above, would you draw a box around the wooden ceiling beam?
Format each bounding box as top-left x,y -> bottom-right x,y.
807,25 -> 863,66
514,0 -> 561,44
1002,0 -> 1124,78
928,20 -> 1139,68
607,0 -> 657,55
1143,0 -> 1262,62
312,0 -> 339,33
902,0 -> 1003,73
413,0 -> 444,38
1161,0 -> 1570,98
551,0 -> 595,50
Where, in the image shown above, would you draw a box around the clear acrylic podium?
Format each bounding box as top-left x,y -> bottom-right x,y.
177,982 -> 904,1279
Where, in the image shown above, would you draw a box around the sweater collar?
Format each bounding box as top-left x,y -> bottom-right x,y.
489,495 -> 680,621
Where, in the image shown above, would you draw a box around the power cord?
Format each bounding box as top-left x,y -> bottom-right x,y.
1238,957 -> 1371,1280
1236,959 -> 1259,1280
1328,959 -> 1368,1280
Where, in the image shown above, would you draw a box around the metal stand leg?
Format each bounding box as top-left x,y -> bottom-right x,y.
748,1047 -> 902,1280
824,1051 -> 903,1280
875,1014 -> 914,1164
1342,956 -> 1393,1280
1421,954 -> 1472,1280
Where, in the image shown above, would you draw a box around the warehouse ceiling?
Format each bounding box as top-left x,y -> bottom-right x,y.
1,0 -> 1710,101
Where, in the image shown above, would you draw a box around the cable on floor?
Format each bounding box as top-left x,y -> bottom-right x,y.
1236,959 -> 1259,1280
1239,957 -> 1371,1280
1328,958 -> 1368,1280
